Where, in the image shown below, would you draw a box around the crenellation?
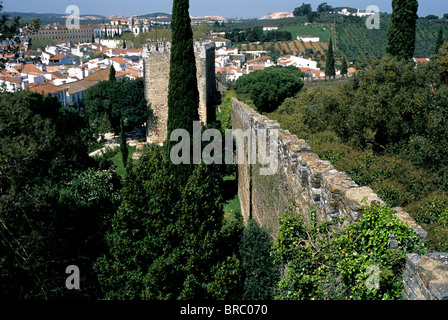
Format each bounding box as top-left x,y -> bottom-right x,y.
143,40 -> 217,144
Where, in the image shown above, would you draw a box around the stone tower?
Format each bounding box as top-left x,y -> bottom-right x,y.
143,40 -> 217,145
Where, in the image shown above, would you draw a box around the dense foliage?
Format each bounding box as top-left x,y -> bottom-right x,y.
83,77 -> 149,135
272,204 -> 425,300
94,146 -> 242,299
225,27 -> 292,43
0,91 -> 121,299
269,46 -> 448,252
233,65 -> 305,113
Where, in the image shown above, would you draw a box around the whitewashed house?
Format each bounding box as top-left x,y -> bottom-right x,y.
277,55 -> 318,70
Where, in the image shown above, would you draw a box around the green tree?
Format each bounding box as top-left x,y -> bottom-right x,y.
83,77 -> 149,135
293,3 -> 312,17
307,11 -> 320,23
386,0 -> 419,60
166,0 -> 200,185
435,27 -> 444,55
120,117 -> 128,169
239,219 -> 278,300
325,37 -> 336,78
95,146 -> 236,299
317,2 -> 334,13
0,6 -> 20,42
109,65 -> 116,81
0,90 -> 119,299
340,57 -> 348,76
30,18 -> 41,33
116,77 -> 150,131
233,65 -> 304,113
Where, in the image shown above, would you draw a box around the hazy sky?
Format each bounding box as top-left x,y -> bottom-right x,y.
2,0 -> 448,19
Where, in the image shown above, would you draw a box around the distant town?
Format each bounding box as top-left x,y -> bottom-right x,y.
0,8 -> 383,108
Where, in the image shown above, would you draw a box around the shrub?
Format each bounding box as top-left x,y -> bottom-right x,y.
405,192 -> 448,225
272,204 -> 425,300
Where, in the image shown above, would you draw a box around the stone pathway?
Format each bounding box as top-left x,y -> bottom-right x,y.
89,128 -> 147,158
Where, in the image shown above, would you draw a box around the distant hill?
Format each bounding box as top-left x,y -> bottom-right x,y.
191,15 -> 228,22
137,12 -> 172,20
259,12 -> 294,20
4,12 -> 104,19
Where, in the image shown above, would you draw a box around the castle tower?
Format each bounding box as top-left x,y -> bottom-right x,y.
143,40 -> 217,145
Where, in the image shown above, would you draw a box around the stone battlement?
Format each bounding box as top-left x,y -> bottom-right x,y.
143,40 -> 217,145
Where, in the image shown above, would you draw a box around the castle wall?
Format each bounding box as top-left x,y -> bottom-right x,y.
143,41 -> 216,144
231,97 -> 448,300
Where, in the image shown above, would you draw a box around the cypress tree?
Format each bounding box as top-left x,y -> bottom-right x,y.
120,117 -> 128,169
166,0 -> 200,184
386,0 -> 419,60
325,37 -> 335,79
435,27 -> 444,55
109,65 -> 116,81
340,57 -> 348,76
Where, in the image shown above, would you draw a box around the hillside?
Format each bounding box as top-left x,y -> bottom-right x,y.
273,15 -> 448,62
259,12 -> 294,20
220,13 -> 448,62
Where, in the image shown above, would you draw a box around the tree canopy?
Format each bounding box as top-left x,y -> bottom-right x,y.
233,65 -> 305,113
293,3 -> 312,17
94,146 -> 241,299
386,0 -> 419,60
0,90 -> 121,299
83,77 -> 149,134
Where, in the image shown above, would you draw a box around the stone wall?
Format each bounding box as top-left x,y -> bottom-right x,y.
231,97 -> 416,234
143,41 -> 216,144
231,97 -> 448,300
403,253 -> 448,300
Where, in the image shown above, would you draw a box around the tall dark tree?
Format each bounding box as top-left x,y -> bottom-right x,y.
325,37 -> 336,78
386,0 -> 419,60
435,27 -> 444,55
120,117 -> 128,169
166,0 -> 200,184
109,65 -> 116,81
340,57 -> 348,76
94,146 -> 237,299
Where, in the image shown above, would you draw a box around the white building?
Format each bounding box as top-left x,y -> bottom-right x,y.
107,57 -> 128,71
263,26 -> 279,31
215,47 -> 239,56
297,35 -> 320,42
0,77 -> 27,92
338,8 -> 351,16
277,55 -> 318,70
212,37 -> 231,48
225,66 -> 243,82
354,9 -> 375,17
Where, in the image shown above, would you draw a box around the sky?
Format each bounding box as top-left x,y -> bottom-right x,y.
2,0 -> 448,19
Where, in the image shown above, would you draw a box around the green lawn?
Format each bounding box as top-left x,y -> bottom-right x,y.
107,144 -> 137,178
222,174 -> 241,215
